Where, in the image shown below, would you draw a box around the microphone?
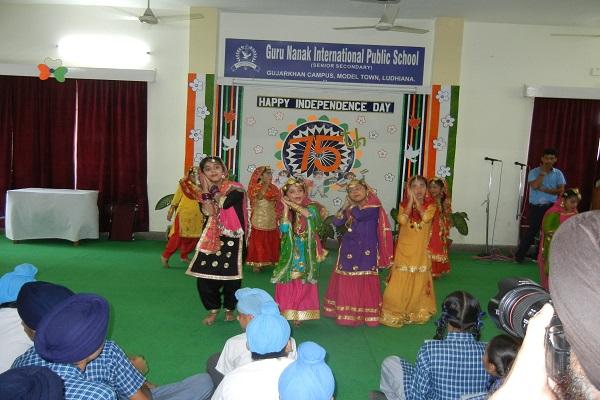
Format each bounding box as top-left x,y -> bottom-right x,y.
514,161 -> 527,167
484,156 -> 502,162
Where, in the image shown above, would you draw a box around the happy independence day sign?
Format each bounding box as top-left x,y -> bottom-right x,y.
224,38 -> 425,86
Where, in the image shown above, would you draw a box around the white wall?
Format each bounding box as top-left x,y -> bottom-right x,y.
0,3 -> 189,232
454,22 -> 600,246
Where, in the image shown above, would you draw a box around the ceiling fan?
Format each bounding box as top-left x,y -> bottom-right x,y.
116,0 -> 204,25
334,2 -> 429,34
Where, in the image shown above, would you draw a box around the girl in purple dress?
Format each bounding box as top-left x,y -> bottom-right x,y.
324,179 -> 394,327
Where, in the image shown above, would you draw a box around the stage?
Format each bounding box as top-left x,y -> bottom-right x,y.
0,236 -> 538,400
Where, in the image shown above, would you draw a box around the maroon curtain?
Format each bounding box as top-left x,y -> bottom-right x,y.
11,76 -> 76,189
0,77 -> 14,217
528,98 -> 600,211
76,79 -> 149,231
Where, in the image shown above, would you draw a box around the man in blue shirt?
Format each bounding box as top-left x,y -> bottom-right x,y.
515,148 -> 565,263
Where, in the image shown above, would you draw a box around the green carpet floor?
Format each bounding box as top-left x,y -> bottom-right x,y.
0,236 -> 538,399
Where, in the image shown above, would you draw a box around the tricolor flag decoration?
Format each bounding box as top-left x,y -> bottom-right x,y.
396,85 -> 459,201
185,74 -> 244,180
185,73 -> 215,172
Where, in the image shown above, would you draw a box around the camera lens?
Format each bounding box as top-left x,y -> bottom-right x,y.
488,277 -> 551,337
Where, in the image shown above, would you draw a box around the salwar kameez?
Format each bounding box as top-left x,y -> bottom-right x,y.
272,204 -> 326,322
324,199 -> 394,327
380,203 -> 437,328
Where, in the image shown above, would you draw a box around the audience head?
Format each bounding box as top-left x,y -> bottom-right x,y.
17,281 -> 74,335
246,301 -> 291,359
434,290 -> 483,340
0,366 -> 64,400
483,334 -> 522,378
35,293 -> 109,365
549,211 -> 600,397
235,287 -> 275,329
0,263 -> 38,304
278,341 -> 335,400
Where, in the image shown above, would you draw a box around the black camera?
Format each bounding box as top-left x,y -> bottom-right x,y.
488,277 -> 550,338
489,277 -> 570,381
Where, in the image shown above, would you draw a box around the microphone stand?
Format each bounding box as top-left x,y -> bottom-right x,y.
475,157 -> 513,261
478,158 -> 498,257
514,162 -> 528,222
514,161 -> 529,253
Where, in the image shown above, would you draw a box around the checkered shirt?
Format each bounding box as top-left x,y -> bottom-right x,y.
12,340 -> 144,399
402,332 -> 490,400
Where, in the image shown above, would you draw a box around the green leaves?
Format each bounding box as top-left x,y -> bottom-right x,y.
155,194 -> 174,210
450,212 -> 469,236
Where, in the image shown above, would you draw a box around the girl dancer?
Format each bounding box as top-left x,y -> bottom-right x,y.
246,166 -> 281,273
537,188 -> 581,289
161,166 -> 204,268
323,178 -> 393,327
428,177 -> 452,278
271,177 -> 327,326
186,156 -> 247,326
380,175 -> 437,328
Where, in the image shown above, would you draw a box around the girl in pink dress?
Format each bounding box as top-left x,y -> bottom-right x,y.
323,178 -> 393,326
271,177 -> 327,327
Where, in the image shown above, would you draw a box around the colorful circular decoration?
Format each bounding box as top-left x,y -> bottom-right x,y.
280,116 -> 355,181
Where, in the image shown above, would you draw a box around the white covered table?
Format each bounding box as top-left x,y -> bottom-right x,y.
5,188 -> 99,242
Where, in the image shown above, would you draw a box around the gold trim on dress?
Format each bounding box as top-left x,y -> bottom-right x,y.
430,254 -> 449,263
250,198 -> 277,230
323,300 -> 380,314
316,249 -> 329,263
379,309 -> 435,327
333,267 -> 379,277
281,309 -> 320,321
246,261 -> 274,267
335,314 -> 380,322
392,264 -> 430,273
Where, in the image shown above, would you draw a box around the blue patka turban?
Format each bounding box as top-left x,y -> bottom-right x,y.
278,341 -> 335,400
17,281 -> 74,330
0,366 -> 64,400
35,293 -> 109,363
0,263 -> 38,304
246,301 -> 291,355
235,287 -> 275,317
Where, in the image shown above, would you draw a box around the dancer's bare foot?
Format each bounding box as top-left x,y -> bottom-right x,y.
224,310 -> 235,322
180,257 -> 191,263
203,311 -> 218,326
252,266 -> 262,273
292,320 -> 302,327
160,256 -> 170,268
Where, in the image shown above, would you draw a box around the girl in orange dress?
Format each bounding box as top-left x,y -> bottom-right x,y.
246,166 -> 282,273
380,175 -> 437,328
428,178 -> 452,278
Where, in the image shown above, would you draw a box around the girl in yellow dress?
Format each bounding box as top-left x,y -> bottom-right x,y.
161,166 -> 204,268
380,175 -> 437,328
